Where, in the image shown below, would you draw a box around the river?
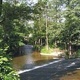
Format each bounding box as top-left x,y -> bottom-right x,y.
12,52 -> 54,71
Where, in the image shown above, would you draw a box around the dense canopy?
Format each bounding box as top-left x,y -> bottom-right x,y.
0,0 -> 80,79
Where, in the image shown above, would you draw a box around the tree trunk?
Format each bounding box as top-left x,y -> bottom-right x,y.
35,40 -> 37,45
65,42 -> 67,50
69,40 -> 72,58
55,40 -> 57,48
46,14 -> 49,50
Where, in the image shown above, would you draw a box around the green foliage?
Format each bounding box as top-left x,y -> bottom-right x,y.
41,46 -> 53,54
76,49 -> 80,57
33,45 -> 41,51
61,0 -> 80,42
0,48 -> 20,80
0,0 -> 2,16
0,0 -> 80,79
0,0 -> 33,80
0,1 -> 33,55
65,51 -> 69,59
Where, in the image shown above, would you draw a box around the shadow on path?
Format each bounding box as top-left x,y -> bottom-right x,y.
20,58 -> 80,80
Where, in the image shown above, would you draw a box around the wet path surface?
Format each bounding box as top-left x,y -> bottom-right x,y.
20,58 -> 80,80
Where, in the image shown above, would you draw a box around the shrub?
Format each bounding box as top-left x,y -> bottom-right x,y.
76,49 -> 80,57
41,46 -> 53,54
33,45 -> 41,51
65,51 -> 69,59
0,48 -> 20,80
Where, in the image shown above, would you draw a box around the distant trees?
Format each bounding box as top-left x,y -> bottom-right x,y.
31,0 -> 80,57
0,0 -> 80,79
30,0 -> 47,50
32,0 -> 65,49
61,0 -> 80,57
0,0 -> 80,55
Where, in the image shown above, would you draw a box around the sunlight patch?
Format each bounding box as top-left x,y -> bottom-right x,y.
66,62 -> 75,68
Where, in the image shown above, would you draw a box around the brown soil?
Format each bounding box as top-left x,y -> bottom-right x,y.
60,69 -> 80,80
53,48 -> 65,52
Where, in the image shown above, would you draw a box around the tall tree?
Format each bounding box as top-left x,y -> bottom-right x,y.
31,0 -> 46,50
61,0 -> 80,57
33,0 -> 64,49
44,0 -> 63,48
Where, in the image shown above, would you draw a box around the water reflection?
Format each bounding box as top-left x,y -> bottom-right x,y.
22,45 -> 35,69
12,52 -> 54,71
23,54 -> 35,69
19,45 -> 33,55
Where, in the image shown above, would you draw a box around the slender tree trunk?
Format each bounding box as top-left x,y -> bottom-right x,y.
41,38 -> 42,46
38,38 -> 41,51
54,0 -> 58,49
45,5 -> 49,50
69,40 -> 72,58
65,42 -> 67,50
46,14 -> 49,50
35,40 -> 37,45
55,40 -> 57,48
38,38 -> 40,45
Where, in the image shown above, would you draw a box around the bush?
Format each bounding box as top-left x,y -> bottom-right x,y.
41,46 -> 53,54
0,48 -> 20,80
33,45 -> 41,51
65,51 -> 69,59
65,49 -> 80,58
76,49 -> 80,57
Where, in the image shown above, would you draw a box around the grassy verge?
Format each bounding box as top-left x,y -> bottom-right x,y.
41,47 -> 53,54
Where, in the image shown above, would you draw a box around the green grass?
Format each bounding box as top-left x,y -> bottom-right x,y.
41,47 -> 53,54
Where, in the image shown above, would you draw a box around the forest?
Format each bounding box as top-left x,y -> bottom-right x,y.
0,0 -> 80,80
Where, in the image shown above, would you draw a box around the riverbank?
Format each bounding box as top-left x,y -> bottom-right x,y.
40,48 -> 65,57
40,51 -> 64,56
